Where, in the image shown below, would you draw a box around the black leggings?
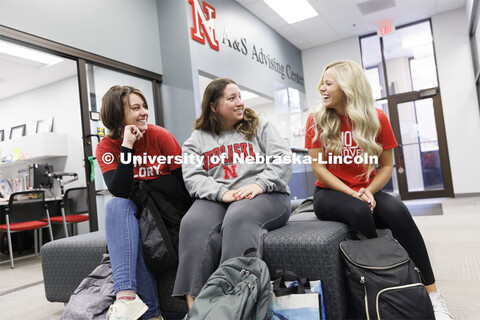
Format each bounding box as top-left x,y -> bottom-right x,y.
313,187 -> 435,285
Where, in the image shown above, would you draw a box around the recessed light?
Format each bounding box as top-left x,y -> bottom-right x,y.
0,40 -> 63,66
241,90 -> 259,100
264,0 -> 318,24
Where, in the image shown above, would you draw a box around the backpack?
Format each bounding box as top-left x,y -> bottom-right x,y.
339,232 -> 435,320
188,254 -> 271,320
61,254 -> 114,320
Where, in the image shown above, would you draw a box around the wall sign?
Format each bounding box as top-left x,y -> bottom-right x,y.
189,0 -> 219,51
188,0 -> 304,86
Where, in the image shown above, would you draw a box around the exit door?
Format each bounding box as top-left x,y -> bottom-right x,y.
387,89 -> 454,199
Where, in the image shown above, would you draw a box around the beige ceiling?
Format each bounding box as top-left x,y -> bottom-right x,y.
0,40 -> 77,101
0,0 -> 467,102
235,0 -> 466,50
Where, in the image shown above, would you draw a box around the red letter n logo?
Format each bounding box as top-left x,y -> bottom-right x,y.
223,164 -> 238,180
188,0 -> 219,51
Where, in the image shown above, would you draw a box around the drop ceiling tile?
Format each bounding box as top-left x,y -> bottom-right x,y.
41,60 -> 77,78
274,24 -> 301,39
234,0 -> 467,51
301,24 -> 337,42
296,42 -> 315,50
0,80 -> 41,101
436,0 -> 466,13
288,36 -> 312,50
291,15 -> 329,34
261,13 -> 288,29
235,0 -> 258,5
0,59 -> 38,81
239,1 -> 274,18
309,34 -> 344,48
330,17 -> 369,34
309,0 -> 356,14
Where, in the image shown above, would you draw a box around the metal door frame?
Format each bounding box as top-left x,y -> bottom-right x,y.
387,89 -> 454,199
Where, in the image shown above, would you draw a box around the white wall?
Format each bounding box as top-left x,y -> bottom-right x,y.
432,8 -> 480,194
301,9 -> 480,195
0,0 -> 162,74
466,0 -> 475,27
301,37 -> 362,109
189,0 -> 305,98
0,76 -> 86,189
157,0 -> 306,145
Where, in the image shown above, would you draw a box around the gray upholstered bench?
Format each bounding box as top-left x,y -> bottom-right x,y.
41,211 -> 349,319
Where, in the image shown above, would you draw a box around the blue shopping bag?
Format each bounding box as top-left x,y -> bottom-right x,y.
267,271 -> 326,320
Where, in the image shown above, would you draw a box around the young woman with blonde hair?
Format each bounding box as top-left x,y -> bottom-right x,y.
305,60 -> 452,320
172,77 -> 292,309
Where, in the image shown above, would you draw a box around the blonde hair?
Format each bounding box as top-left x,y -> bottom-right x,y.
311,60 -> 382,180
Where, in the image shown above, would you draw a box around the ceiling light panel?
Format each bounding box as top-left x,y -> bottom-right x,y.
241,90 -> 259,100
0,40 -> 63,66
264,0 -> 318,24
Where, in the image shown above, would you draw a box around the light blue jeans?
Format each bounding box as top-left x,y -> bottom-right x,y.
105,197 -> 161,319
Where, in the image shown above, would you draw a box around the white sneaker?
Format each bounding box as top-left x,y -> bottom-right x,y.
430,292 -> 453,320
106,294 -> 148,320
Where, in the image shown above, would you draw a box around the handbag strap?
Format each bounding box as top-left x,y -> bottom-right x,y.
272,270 -> 308,297
345,230 -> 368,241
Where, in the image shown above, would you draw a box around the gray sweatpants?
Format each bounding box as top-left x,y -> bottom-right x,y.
172,192 -> 291,298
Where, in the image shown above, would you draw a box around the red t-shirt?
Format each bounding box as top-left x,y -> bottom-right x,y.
96,124 -> 182,181
305,108 -> 398,190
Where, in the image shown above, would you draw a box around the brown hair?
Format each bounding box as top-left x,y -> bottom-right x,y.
194,78 -> 259,140
100,85 -> 148,139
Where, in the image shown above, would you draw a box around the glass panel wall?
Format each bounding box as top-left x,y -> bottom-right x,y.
86,64 -> 157,231
397,99 -> 444,192
382,21 -> 438,95
360,19 -> 451,199
0,38 -> 87,237
361,35 -> 386,99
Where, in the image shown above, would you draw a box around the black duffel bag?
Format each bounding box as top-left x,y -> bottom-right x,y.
339,231 -> 435,320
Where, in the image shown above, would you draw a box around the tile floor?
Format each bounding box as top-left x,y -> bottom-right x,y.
1,195 -> 479,319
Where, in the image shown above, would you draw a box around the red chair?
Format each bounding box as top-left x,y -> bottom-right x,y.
49,187 -> 89,237
0,190 -> 54,268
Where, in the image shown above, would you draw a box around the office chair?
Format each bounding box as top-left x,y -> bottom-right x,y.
49,187 -> 89,237
0,190 -> 54,268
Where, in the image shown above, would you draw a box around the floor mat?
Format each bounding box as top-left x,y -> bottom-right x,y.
405,203 -> 443,216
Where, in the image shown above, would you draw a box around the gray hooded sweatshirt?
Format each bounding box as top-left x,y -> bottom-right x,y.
182,118 -> 292,201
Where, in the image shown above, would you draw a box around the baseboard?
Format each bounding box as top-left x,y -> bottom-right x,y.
454,192 -> 480,198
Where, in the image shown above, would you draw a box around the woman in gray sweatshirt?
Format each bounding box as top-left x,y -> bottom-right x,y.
172,78 -> 293,309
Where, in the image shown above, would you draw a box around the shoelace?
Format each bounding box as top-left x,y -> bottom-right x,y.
433,294 -> 452,316
107,301 -> 128,320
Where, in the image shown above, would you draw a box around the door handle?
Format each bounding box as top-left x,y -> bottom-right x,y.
396,145 -> 405,174
87,156 -> 96,182
84,134 -> 100,145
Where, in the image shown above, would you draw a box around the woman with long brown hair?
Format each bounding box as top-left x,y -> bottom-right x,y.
172,78 -> 292,310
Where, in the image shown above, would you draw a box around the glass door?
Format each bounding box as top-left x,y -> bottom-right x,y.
388,90 -> 453,199
85,64 -> 160,231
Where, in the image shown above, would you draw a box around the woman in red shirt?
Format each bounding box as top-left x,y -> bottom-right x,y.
96,86 -> 184,320
305,60 -> 451,320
